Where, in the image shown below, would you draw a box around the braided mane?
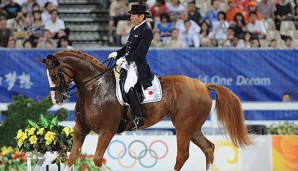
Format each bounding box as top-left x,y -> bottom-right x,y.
53,50 -> 106,69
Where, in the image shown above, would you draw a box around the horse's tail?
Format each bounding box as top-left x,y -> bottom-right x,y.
206,83 -> 253,148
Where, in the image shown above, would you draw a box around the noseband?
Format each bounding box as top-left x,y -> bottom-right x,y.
49,59 -> 115,99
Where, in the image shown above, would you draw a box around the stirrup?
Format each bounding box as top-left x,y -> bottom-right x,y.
128,117 -> 144,131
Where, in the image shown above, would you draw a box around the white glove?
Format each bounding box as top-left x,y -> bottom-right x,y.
116,57 -> 126,66
108,52 -> 117,59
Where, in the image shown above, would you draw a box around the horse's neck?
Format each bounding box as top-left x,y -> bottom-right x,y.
62,57 -> 109,86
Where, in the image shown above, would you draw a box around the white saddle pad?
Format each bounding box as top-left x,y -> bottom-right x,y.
115,75 -> 162,106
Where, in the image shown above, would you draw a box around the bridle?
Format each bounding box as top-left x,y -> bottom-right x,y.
49,59 -> 115,99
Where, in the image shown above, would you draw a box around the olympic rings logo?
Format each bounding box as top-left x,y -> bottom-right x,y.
107,139 -> 169,168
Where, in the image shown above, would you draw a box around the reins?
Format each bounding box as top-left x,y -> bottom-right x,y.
59,59 -> 116,98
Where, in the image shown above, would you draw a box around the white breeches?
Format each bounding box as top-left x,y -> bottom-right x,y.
121,62 -> 138,93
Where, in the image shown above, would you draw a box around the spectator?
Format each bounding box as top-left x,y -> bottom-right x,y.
151,31 -> 163,47
246,11 -> 266,39
44,39 -> 54,49
284,36 -> 292,48
213,11 -> 229,45
0,16 -> 12,47
269,38 -> 278,48
116,20 -> 133,46
220,26 -> 235,47
175,11 -> 201,47
231,35 -> 245,48
243,31 -> 252,47
188,1 -> 202,26
59,35 -> 74,49
282,92 -> 291,102
41,2 -> 55,24
36,29 -> 56,48
226,0 -> 244,23
167,0 -> 184,22
244,1 -> 262,24
203,0 -> 220,31
28,10 -> 44,47
257,0 -> 276,21
275,0 -> 293,30
7,37 -> 16,48
22,0 -> 35,15
25,3 -> 42,26
44,9 -> 65,38
154,13 -> 172,42
10,11 -> 28,32
23,38 -> 33,48
108,0 -> 129,43
2,0 -> 22,19
164,28 -> 186,48
199,21 -> 215,47
232,12 -> 246,38
150,0 -> 168,21
251,38 -> 261,47
36,0 -> 58,9
237,0 -> 249,12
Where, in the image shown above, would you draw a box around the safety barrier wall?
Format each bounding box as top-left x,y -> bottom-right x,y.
82,135 -> 298,171
0,49 -> 297,121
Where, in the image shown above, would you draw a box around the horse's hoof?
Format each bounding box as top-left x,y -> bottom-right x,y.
64,165 -> 73,171
100,165 -> 110,171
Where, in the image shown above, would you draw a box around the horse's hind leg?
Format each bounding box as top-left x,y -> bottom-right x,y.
191,131 -> 215,171
174,130 -> 192,171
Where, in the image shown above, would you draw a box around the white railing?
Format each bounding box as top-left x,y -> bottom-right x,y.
1,101 -> 298,128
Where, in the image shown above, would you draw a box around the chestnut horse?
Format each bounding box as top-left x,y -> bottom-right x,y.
40,50 -> 252,171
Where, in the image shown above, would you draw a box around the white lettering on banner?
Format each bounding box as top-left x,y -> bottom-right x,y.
5,71 -> 17,91
197,75 -> 271,86
236,75 -> 271,86
0,77 -> 2,86
210,76 -> 233,86
19,72 -> 33,89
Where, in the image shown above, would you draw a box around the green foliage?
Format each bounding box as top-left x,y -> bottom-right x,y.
75,154 -> 111,171
16,115 -> 73,163
0,146 -> 26,171
267,121 -> 298,135
0,95 -> 69,147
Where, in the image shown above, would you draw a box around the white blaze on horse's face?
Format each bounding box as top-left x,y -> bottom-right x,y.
47,69 -> 58,105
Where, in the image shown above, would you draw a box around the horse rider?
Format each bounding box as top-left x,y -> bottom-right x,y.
108,4 -> 154,131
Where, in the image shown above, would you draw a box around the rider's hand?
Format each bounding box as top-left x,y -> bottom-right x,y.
108,52 -> 117,59
116,57 -> 126,66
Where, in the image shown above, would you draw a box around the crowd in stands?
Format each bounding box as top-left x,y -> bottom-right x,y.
109,0 -> 298,48
0,0 -> 73,49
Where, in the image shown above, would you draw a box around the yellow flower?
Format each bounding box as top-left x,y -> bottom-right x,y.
21,133 -> 28,140
18,139 -> 24,147
1,146 -> 14,155
62,127 -> 74,137
28,128 -> 36,136
29,135 -> 37,144
17,129 -> 24,139
37,128 -> 44,135
44,131 -> 55,142
46,140 -> 52,145
25,128 -> 30,132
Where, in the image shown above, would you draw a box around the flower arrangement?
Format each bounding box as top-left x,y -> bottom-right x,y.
75,153 -> 111,171
267,121 -> 298,135
15,114 -> 74,163
0,146 -> 26,171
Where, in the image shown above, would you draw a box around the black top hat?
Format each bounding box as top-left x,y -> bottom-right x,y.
128,4 -> 150,15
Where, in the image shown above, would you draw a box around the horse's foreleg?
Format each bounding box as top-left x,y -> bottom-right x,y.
93,131 -> 114,169
66,124 -> 90,168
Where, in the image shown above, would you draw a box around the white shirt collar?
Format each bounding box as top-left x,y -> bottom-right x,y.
134,20 -> 146,30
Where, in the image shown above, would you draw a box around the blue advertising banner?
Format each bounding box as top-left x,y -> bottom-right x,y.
0,49 -> 297,103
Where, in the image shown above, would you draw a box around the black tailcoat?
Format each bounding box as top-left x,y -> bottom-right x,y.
116,21 -> 154,88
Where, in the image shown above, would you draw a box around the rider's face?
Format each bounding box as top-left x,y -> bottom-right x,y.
130,14 -> 144,25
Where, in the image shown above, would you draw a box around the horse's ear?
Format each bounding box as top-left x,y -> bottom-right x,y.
36,59 -> 46,63
47,54 -> 60,66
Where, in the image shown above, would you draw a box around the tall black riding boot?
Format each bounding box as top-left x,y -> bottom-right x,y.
126,88 -> 144,131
